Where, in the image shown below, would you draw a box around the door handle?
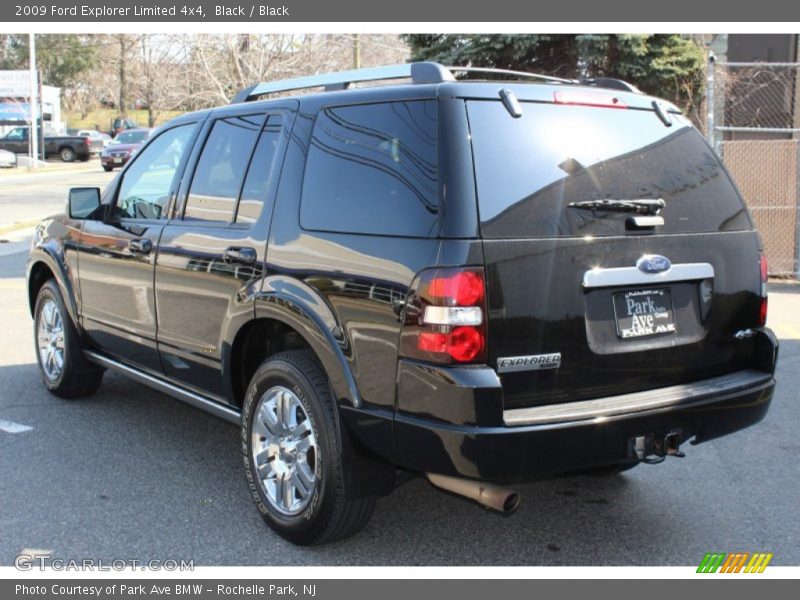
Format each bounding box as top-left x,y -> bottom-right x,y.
223,247 -> 257,266
128,238 -> 152,255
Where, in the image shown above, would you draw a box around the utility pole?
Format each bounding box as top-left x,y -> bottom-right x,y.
28,33 -> 38,168
352,34 -> 361,69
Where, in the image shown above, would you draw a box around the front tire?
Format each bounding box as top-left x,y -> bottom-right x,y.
242,350 -> 375,545
34,280 -> 103,398
102,165 -> 114,172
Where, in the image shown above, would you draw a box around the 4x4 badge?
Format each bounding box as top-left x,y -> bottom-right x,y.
497,353 -> 561,373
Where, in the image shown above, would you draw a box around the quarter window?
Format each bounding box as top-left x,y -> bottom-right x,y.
300,100 -> 438,237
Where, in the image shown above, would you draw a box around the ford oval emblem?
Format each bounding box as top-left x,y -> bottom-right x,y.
637,254 -> 671,274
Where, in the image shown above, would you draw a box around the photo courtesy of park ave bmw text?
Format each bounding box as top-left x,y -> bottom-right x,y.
0,0 -> 798,594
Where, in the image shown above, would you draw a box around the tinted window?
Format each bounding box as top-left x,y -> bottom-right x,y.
115,124 -> 194,220
184,115 -> 262,224
467,101 -> 751,238
7,128 -> 26,140
300,100 -> 438,237
115,130 -> 149,144
236,115 -> 283,224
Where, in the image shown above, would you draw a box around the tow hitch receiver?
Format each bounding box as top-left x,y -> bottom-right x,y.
632,430 -> 686,464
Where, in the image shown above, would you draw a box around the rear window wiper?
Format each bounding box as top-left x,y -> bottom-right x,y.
568,198 -> 665,216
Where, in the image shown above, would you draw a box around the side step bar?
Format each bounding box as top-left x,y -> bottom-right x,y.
503,369 -> 773,427
84,351 -> 241,424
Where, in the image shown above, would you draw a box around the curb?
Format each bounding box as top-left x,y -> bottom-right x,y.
0,219 -> 41,236
0,161 -> 102,178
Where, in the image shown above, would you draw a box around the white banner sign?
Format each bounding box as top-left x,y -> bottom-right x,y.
0,70 -> 35,97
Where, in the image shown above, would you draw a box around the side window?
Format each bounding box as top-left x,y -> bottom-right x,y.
236,115 -> 284,224
115,124 -> 194,220
184,115 -> 262,224
300,100 -> 438,237
7,128 -> 26,141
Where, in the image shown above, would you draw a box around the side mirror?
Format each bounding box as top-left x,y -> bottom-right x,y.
68,187 -> 102,219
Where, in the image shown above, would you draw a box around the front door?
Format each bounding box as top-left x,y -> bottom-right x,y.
5,127 -> 29,154
78,122 -> 198,373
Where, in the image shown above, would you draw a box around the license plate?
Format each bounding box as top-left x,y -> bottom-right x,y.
613,288 -> 676,339
113,157 -> 122,164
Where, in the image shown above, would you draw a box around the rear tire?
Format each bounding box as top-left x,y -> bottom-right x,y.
34,280 -> 104,399
242,350 -> 375,545
59,147 -> 75,162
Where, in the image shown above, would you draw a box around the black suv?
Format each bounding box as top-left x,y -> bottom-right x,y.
27,63 -> 778,545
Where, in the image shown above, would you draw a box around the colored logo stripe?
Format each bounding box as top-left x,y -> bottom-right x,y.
745,553 -> 773,573
697,552 -> 773,573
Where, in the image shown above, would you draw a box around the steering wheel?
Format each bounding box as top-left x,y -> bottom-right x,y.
121,196 -> 162,220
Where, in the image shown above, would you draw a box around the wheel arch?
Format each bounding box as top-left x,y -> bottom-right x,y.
224,288 -> 359,411
27,248 -> 80,326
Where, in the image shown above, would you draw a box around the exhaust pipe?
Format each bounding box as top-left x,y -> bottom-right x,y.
426,473 -> 520,514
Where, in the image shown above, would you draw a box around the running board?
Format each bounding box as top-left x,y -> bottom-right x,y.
83,351 -> 241,424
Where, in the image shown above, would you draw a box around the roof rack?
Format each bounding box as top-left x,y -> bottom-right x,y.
231,62 -> 455,103
231,61 -> 637,104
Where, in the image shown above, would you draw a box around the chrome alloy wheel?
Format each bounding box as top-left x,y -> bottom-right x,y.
251,386 -> 318,516
37,298 -> 65,381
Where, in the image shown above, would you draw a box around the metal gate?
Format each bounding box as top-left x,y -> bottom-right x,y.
706,58 -> 800,276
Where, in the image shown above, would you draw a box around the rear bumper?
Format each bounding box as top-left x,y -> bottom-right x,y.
100,155 -> 130,168
390,368 -> 774,482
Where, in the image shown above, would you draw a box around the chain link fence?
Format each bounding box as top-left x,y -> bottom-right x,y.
707,60 -> 800,276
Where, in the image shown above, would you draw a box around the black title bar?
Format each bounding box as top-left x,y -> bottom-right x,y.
4,0 -> 800,22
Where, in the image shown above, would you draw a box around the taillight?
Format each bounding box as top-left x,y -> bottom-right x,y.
553,90 -> 627,109
400,267 -> 487,364
84,137 -> 91,146
758,254 -> 768,327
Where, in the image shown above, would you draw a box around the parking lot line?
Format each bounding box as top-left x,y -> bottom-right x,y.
0,419 -> 33,433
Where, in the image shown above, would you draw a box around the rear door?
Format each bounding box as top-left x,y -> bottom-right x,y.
466,97 -> 764,409
154,107 -> 292,400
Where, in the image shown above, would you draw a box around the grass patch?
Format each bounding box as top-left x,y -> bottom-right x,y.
63,108 -> 184,132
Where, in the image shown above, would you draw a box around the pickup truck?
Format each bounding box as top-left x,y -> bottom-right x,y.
0,127 -> 91,162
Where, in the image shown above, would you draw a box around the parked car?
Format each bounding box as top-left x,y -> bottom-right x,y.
0,126 -> 91,162
99,128 -> 150,171
99,132 -> 112,148
27,63 -> 778,546
0,148 -> 16,168
76,129 -> 105,155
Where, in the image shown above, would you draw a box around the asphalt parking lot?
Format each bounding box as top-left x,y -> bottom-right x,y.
0,170 -> 798,566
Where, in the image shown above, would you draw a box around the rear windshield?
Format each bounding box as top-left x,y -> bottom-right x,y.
467,101 -> 751,238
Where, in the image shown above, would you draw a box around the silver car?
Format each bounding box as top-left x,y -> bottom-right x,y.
0,148 -> 16,168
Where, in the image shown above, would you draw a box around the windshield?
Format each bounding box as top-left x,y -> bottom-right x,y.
467,100 -> 751,238
114,130 -> 148,145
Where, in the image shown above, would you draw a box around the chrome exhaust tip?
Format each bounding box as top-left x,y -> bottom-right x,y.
426,473 -> 520,514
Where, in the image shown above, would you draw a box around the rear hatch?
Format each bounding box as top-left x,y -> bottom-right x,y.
465,92 -> 765,409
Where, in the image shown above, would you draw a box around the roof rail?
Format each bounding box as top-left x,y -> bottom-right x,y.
231,62 -> 455,103
231,62 -> 640,104
446,66 -> 575,84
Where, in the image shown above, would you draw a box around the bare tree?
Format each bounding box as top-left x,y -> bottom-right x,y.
182,34 -> 409,105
